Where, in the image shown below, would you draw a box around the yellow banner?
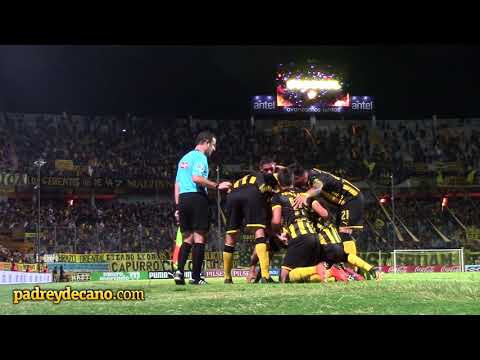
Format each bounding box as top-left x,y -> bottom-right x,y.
413,163 -> 429,173
56,251 -> 236,269
0,262 -> 39,272
110,259 -> 174,272
57,252 -> 171,263
433,161 -> 463,173
55,160 -> 74,171
0,172 -> 28,186
0,186 -> 15,195
466,227 -> 480,242
109,252 -> 239,272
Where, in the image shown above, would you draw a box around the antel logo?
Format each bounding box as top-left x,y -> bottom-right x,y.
252,96 -> 276,111
351,96 -> 374,111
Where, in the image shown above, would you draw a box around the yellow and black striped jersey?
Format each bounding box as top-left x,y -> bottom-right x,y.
308,168 -> 361,206
271,188 -> 317,239
304,199 -> 342,245
232,172 -> 280,194
317,222 -> 342,245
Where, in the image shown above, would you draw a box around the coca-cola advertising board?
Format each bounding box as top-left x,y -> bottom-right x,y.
380,265 -> 462,273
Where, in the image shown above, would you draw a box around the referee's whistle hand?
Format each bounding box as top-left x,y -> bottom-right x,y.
218,181 -> 232,191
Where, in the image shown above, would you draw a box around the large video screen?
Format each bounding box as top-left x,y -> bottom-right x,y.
276,63 -> 350,113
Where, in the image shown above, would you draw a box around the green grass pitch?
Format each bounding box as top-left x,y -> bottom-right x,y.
2,272 -> 480,315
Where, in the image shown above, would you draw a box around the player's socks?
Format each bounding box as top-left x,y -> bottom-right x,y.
223,245 -> 235,280
347,253 -> 373,272
308,274 -> 323,282
289,266 -> 317,282
342,239 -> 357,256
255,239 -> 270,279
311,269 -> 336,282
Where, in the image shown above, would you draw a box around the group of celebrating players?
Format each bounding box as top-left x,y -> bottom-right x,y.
173,131 -> 382,285
222,158 -> 383,284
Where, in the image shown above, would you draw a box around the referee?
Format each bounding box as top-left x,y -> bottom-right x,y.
174,131 -> 231,285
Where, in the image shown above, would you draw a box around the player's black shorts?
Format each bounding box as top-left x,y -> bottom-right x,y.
282,233 -> 322,270
225,185 -> 267,233
336,193 -> 364,230
320,244 -> 348,266
179,192 -> 210,233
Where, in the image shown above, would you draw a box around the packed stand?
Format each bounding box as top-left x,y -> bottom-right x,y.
2,113 -> 480,186
0,199 -> 178,255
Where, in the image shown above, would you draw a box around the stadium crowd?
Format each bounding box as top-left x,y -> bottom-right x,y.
0,194 -> 478,259
1,113 -> 480,261
358,198 -> 472,251
1,114 -> 479,182
0,199 -> 179,255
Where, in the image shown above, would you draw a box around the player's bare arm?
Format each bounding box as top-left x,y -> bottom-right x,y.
311,199 -> 329,219
192,175 -> 231,190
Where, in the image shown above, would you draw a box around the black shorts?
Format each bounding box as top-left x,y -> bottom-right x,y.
336,193 -> 364,230
282,233 -> 322,270
179,192 -> 210,233
320,244 -> 348,266
225,186 -> 268,234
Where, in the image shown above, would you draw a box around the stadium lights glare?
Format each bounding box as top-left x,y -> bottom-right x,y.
307,90 -> 318,99
286,79 -> 341,91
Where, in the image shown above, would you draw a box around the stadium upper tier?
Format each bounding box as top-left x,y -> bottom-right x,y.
1,114 -> 479,187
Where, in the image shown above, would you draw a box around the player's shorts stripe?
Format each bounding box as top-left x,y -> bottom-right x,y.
272,205 -> 281,210
226,229 -> 239,234
281,266 -> 293,271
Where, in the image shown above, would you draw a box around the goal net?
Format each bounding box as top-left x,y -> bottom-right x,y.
391,248 -> 465,274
